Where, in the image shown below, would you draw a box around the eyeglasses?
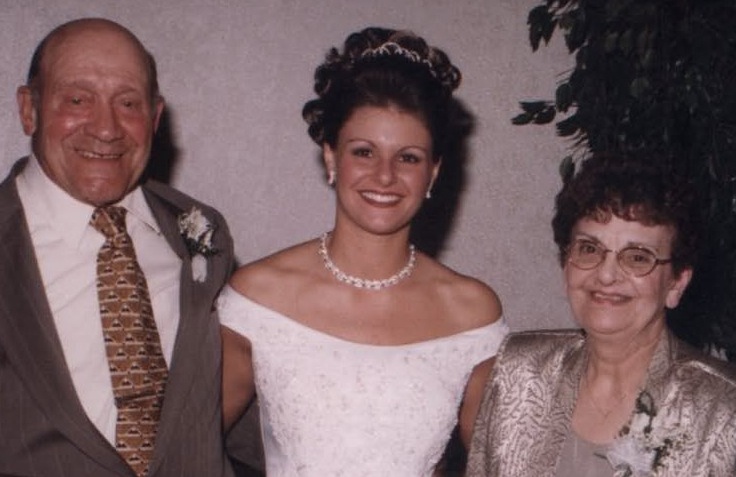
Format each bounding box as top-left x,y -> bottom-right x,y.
566,239 -> 672,277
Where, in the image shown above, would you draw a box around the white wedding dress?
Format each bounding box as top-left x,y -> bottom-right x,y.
218,285 -> 508,476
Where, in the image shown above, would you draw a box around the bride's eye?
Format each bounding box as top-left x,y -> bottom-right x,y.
351,147 -> 372,158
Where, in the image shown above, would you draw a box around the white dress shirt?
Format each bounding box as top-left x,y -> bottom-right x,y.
16,156 -> 182,445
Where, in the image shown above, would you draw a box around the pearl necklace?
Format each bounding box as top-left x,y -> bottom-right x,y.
318,232 -> 416,290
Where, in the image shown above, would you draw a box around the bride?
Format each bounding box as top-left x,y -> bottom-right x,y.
219,27 -> 508,476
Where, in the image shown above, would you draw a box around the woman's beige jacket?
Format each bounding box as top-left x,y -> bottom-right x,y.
466,329 -> 736,476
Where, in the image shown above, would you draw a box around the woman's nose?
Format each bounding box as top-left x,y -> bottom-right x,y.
375,157 -> 396,185
595,250 -> 624,284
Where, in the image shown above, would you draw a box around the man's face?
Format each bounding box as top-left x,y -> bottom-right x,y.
17,24 -> 163,206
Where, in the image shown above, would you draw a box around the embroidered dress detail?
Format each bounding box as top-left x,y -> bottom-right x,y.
218,285 -> 508,476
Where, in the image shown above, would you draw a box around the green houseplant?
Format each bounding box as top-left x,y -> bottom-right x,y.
515,0 -> 736,359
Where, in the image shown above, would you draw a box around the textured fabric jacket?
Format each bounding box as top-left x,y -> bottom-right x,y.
0,158 -> 237,477
466,329 -> 736,477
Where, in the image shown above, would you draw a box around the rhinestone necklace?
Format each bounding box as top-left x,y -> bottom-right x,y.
318,232 -> 416,290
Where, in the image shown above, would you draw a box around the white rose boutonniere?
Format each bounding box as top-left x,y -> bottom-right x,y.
606,390 -> 688,477
178,207 -> 218,282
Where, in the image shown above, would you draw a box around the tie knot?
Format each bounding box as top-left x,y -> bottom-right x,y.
91,206 -> 128,239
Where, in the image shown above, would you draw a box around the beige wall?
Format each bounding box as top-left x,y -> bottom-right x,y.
0,0 -> 575,331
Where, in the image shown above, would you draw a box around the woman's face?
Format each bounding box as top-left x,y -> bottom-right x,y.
323,105 -> 439,236
564,215 -> 692,343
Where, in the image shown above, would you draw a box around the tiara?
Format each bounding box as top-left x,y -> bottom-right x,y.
359,41 -> 436,77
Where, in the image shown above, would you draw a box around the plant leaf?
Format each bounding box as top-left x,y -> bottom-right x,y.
559,155 -> 575,183
511,112 -> 533,125
534,106 -> 557,124
556,114 -> 580,137
520,101 -> 549,114
555,83 -> 574,112
528,5 -> 554,51
630,77 -> 650,99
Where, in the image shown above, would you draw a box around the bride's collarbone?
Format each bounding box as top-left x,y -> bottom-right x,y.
289,302 -> 452,345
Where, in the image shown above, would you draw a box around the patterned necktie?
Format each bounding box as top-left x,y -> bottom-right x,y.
91,206 -> 168,477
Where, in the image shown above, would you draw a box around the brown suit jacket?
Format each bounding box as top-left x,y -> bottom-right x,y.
0,158 -> 237,477
467,329 -> 736,476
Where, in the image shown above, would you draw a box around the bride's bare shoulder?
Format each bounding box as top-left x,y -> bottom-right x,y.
423,257 -> 503,329
229,239 -> 319,301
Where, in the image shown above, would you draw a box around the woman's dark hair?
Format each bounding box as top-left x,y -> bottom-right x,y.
302,27 -> 461,161
552,153 -> 700,275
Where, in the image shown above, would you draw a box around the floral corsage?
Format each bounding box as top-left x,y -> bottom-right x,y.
606,390 -> 688,476
178,206 -> 218,282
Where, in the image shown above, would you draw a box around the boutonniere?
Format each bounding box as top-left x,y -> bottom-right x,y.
178,207 -> 218,282
606,390 -> 688,477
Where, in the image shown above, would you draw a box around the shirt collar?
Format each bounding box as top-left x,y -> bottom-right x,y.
123,185 -> 162,235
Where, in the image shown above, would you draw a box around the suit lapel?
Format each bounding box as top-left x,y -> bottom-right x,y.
0,161 -> 130,475
141,186 -> 218,472
142,185 -> 189,260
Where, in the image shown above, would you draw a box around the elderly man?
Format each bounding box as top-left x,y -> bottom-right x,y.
0,18 -> 244,476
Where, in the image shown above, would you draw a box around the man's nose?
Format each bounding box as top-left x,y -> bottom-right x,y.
85,103 -> 124,141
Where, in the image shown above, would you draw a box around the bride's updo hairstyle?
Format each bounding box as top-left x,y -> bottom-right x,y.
302,27 -> 462,161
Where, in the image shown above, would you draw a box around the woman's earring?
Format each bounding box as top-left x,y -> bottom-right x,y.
425,178 -> 436,199
327,170 -> 336,186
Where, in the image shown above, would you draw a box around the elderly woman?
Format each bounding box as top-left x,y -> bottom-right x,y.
466,154 -> 736,476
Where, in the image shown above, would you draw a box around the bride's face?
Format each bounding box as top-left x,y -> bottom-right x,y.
323,104 -> 439,236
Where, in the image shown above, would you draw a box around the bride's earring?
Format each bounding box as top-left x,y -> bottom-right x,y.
327,170 -> 336,186
425,181 -> 434,199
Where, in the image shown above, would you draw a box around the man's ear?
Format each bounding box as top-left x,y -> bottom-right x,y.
17,86 -> 37,136
152,96 -> 165,132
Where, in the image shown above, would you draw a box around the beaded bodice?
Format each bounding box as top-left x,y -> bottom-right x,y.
218,285 -> 508,476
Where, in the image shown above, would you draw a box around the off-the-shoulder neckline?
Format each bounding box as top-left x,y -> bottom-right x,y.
221,284 -> 507,349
